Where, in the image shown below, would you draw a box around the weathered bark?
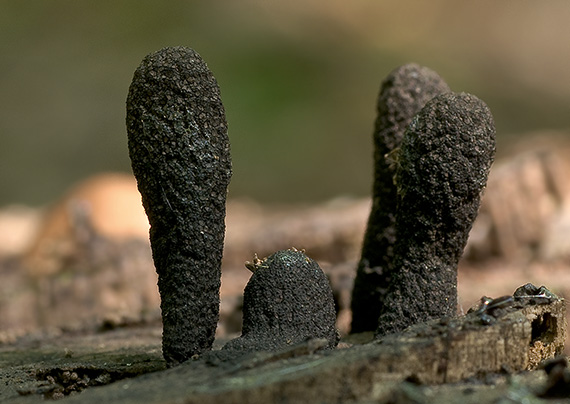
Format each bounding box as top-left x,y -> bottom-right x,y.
184,298 -> 566,403
26,293 -> 561,404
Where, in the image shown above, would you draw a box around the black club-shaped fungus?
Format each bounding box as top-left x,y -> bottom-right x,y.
126,47 -> 232,365
376,92 -> 495,337
224,249 -> 339,352
351,64 -> 450,333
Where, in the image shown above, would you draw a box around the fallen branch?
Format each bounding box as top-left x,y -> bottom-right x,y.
70,287 -> 565,404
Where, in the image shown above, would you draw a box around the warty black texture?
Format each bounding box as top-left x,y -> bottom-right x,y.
224,249 -> 339,352
376,92 -> 495,337
126,46 -> 232,365
351,64 -> 450,333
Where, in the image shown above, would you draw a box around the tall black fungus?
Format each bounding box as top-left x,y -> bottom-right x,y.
351,64 -> 450,333
223,249 -> 339,352
126,47 -> 232,365
375,92 -> 495,337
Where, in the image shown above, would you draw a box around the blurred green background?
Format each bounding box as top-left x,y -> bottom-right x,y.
1,1 -> 570,206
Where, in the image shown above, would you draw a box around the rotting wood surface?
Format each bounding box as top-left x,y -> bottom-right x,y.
2,296 -> 562,404
168,299 -> 565,404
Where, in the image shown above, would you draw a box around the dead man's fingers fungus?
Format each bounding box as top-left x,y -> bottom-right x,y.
224,249 -> 339,352
376,92 -> 495,337
126,47 -> 232,365
351,64 -> 450,333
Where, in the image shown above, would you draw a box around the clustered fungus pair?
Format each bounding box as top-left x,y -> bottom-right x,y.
351,64 -> 496,336
351,64 -> 495,336
126,47 -> 337,366
126,47 -> 495,366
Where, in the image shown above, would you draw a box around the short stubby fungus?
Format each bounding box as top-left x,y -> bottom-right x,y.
351,64 -> 450,333
126,47 -> 232,365
376,92 -> 496,337
223,249 -> 339,352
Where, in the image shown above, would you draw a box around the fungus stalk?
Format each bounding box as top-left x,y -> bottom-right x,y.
126,47 -> 232,365
376,92 -> 495,337
351,64 -> 450,333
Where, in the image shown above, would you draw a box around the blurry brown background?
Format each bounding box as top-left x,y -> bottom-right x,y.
1,1 -> 570,206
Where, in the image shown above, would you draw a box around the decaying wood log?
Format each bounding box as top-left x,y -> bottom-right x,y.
61,290 -> 565,404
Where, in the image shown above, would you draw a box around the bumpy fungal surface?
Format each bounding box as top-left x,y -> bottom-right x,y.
351,64 -> 450,333
223,249 -> 339,352
375,92 -> 495,337
126,47 -> 232,365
